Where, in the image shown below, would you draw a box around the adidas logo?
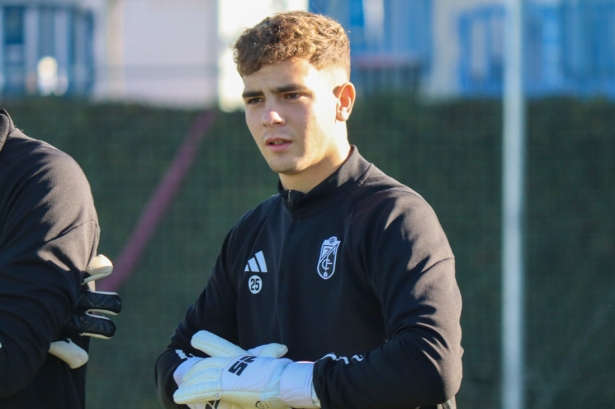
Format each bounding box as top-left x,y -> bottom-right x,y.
244,251 -> 268,273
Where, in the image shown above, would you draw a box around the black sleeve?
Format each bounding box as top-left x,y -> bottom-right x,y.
155,230 -> 240,409
0,143 -> 99,397
312,192 -> 463,409
154,349 -> 190,409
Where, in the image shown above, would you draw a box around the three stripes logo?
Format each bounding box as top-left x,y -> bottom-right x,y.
245,251 -> 267,294
244,251 -> 268,273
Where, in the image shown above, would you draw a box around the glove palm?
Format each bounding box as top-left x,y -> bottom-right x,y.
48,254 -> 121,368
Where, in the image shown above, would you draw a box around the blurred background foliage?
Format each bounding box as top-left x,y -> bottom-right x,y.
2,96 -> 613,408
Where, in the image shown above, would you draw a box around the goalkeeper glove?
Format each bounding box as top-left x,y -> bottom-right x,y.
173,330 -> 289,409
48,254 -> 122,368
174,330 -> 319,408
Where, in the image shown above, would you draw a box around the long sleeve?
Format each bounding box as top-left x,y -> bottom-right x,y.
312,188 -> 463,409
155,228 -> 241,409
0,126 -> 99,399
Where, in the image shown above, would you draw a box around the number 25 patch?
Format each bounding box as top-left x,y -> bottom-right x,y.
248,275 -> 262,294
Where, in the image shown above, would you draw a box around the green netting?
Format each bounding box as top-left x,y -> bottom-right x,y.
2,96 -> 613,408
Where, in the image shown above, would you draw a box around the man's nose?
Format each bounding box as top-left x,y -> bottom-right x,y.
262,105 -> 285,126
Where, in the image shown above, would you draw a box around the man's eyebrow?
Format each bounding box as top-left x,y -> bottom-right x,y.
274,84 -> 308,93
242,90 -> 264,99
242,84 -> 308,99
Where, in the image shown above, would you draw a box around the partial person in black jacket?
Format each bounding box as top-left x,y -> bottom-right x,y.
0,109 -> 120,409
156,11 -> 462,409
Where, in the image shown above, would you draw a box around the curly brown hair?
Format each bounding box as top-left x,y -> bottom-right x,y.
233,11 -> 350,78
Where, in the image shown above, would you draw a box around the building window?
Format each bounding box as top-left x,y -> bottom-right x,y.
458,1 -> 615,98
0,4 -> 94,97
2,6 -> 26,95
309,0 -> 433,95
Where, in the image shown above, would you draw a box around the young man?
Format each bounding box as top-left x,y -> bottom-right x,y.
0,109 -> 120,408
156,11 -> 462,409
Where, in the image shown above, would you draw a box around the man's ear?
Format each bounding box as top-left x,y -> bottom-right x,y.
335,82 -> 356,122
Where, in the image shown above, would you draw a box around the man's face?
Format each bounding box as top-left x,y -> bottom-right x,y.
242,58 -> 352,192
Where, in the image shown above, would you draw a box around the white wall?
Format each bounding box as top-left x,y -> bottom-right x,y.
97,0 -> 307,109
114,0 -> 218,108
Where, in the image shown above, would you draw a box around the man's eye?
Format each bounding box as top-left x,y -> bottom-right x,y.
286,93 -> 301,99
246,98 -> 262,105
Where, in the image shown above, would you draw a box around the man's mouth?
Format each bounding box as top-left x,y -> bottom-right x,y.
266,138 -> 290,146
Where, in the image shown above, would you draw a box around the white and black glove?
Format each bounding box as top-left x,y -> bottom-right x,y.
173,331 -> 290,409
48,254 -> 122,368
173,330 -> 320,409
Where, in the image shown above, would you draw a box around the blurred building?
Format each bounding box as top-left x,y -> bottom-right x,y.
0,0 -> 307,108
310,0 -> 432,97
1,0 -> 614,106
456,0 -> 615,98
0,0 -> 103,97
312,0 -> 615,99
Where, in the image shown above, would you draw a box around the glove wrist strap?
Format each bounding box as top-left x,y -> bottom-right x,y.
279,362 -> 320,408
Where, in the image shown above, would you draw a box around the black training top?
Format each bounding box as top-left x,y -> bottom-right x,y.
0,109 -> 99,408
156,146 -> 463,409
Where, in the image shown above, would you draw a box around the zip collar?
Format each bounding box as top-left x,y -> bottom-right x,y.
278,146 -> 373,217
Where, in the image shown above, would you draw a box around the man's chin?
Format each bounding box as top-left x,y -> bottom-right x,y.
267,161 -> 301,176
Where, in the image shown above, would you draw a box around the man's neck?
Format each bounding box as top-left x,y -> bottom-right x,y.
279,146 -> 352,193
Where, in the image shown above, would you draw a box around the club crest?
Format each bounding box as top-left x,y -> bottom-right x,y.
317,236 -> 340,280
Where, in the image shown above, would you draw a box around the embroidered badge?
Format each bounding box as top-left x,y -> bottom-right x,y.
317,236 -> 340,280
